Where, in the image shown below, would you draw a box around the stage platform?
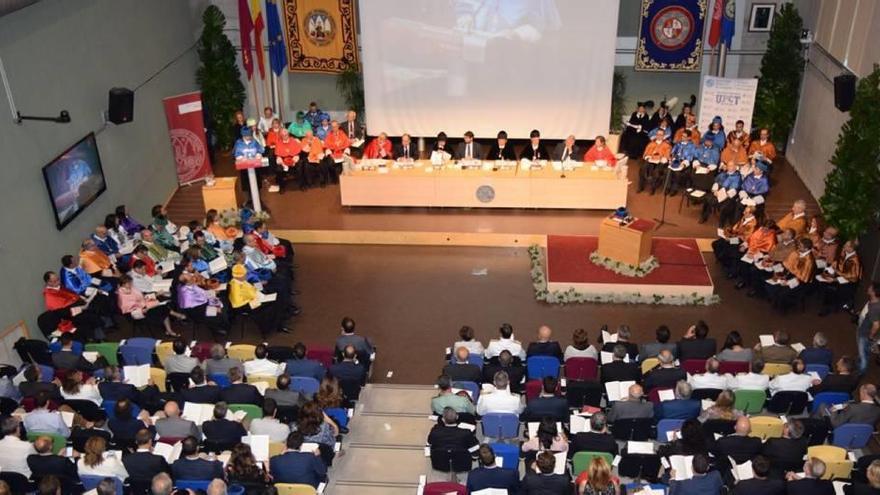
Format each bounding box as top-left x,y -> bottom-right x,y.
545,235 -> 715,300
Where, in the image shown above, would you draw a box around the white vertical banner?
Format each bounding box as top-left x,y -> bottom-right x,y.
698,76 -> 758,133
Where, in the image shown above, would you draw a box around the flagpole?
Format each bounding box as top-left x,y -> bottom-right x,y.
718,44 -> 728,77
250,70 -> 261,117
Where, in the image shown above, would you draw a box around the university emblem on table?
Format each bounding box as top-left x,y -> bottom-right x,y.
476,185 -> 495,203
304,9 -> 336,46
169,128 -> 206,182
650,6 -> 695,51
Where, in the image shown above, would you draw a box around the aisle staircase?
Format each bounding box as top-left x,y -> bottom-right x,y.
325,384 -> 439,494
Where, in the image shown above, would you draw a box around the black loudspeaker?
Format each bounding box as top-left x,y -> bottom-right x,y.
108,87 -> 134,124
834,74 -> 856,112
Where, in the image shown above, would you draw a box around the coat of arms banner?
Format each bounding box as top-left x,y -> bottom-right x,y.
282,0 -> 359,73
635,0 -> 707,72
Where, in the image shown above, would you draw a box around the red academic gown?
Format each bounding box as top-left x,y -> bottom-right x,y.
583,145 -> 617,165
43,286 -> 81,332
363,138 -> 393,159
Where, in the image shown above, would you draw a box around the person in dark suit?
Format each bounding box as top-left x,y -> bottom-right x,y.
601,344 -> 641,384
220,367 -> 263,406
654,380 -> 700,420
733,455 -> 786,495
172,436 -> 225,481
108,398 -> 153,443
668,453 -> 724,495
522,376 -> 568,421
850,459 -> 880,495
659,419 -> 710,458
122,429 -> 171,483
467,444 -> 520,493
453,131 -> 483,160
810,356 -> 859,394
677,321 -> 717,360
520,451 -> 571,494
393,134 -> 419,160
526,325 -> 564,361
427,407 -> 479,453
482,350 -> 525,394
569,412 -> 618,457
432,131 -> 453,157
18,364 -> 63,401
443,347 -> 482,383
70,419 -> 113,453
640,325 -> 679,360
202,401 -> 247,447
329,345 -> 367,384
714,417 -> 763,464
27,435 -> 80,488
98,366 -> 141,404
52,332 -> 103,372
600,326 -> 639,360
785,457 -> 835,495
607,384 -> 655,422
485,130 -> 517,161
270,431 -> 327,487
762,419 -> 809,478
620,102 -> 652,159
520,129 -> 550,161
799,332 -> 834,367
284,342 -> 326,382
829,384 -> 880,427
180,366 -> 222,404
551,135 -> 582,162
644,350 -> 687,392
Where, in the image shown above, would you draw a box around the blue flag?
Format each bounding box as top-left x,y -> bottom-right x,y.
266,0 -> 287,76
721,0 -> 736,47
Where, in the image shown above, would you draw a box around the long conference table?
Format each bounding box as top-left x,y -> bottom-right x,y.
339,159 -> 628,209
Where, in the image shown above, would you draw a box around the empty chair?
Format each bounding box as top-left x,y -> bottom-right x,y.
718,361 -> 750,375
490,442 -> 520,471
85,342 -> 120,366
611,418 -> 654,441
481,412 -> 520,440
430,448 -> 473,474
682,359 -> 707,375
618,453 -> 663,481
656,419 -> 685,442
166,372 -> 191,393
572,451 -> 614,477
175,480 -> 213,491
150,367 -> 167,393
155,341 -> 175,366
805,363 -> 831,380
832,423 -> 874,449
812,391 -> 852,413
119,342 -> 154,366
749,416 -> 784,440
767,391 -> 809,415
49,339 -> 84,355
733,389 -> 767,414
526,356 -> 560,380
625,483 -> 667,495
291,376 -> 320,396
305,345 -> 335,369
565,357 -> 599,381
524,379 -> 543,402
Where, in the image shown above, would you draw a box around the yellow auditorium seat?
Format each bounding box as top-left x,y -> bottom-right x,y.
749,416 -> 784,440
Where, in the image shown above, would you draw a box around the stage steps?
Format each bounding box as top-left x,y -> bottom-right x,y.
324,384 -> 439,494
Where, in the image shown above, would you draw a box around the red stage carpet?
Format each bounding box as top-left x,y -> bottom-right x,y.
544,235 -> 714,301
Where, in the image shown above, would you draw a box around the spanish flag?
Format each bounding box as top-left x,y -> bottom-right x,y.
282,0 -> 359,74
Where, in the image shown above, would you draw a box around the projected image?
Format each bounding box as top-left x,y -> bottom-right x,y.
42,133 -> 107,229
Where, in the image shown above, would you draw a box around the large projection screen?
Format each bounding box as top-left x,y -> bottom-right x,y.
360,0 -> 620,139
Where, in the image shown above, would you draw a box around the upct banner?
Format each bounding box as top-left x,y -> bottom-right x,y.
162,91 -> 213,185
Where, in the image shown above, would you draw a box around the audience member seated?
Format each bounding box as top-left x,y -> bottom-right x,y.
431,374 -> 476,415
172,436 -> 225,481
727,360 -> 770,391
522,376 -> 568,421
714,417 -> 763,464
220,367 -> 263,406
523,418 -> 569,457
785,457 -> 834,495
122,428 -> 171,484
118,274 -> 179,338
485,323 -> 526,360
315,377 -> 345,410
24,391 -> 70,437
329,345 -> 367,384
467,444 -> 520,494
828,384 -> 880,428
527,325 -> 564,361
644,349 -> 683,391
292,401 -> 338,449
53,332 -> 104,372
689,358 -> 729,390
69,416 -> 112,453
810,356 -> 859,394
769,358 -> 816,396
668,453 -> 723,495
454,325 -> 484,356
444,346 -> 482,383
265,374 -> 309,408
800,332 -> 834,367
0,417 -> 36,477
427,406 -> 479,455
716,330 -> 754,362
850,460 -> 880,495
77,436 -> 129,481
678,321 -> 716,360
600,325 -> 639,360
755,330 -> 798,364
569,412 -> 618,457
165,339 -> 201,374
476,371 -> 524,416
520,451 -> 572,495
155,401 -> 201,440
60,369 -> 102,405
202,401 -> 248,446
575,455 -> 619,495
601,344 -> 641,384
659,419 -> 709,457
762,419 -> 808,477
565,327 -> 598,361
482,350 -> 525,394
229,265 -> 290,338
244,343 -> 284,377
181,366 -> 222,404
249,398 -> 291,442
698,390 -> 742,422
607,384 -> 654,422
285,342 -> 326,382
205,343 -> 242,376
640,325 -> 677,360
27,434 -> 80,486
334,317 -> 374,361
19,364 -> 62,400
270,431 -> 327,487
98,365 -> 141,404
108,398 -> 152,443
655,380 -> 700,420
732,455 -> 785,495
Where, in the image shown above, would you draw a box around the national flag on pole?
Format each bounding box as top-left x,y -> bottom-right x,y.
238,0 -> 254,79
720,0 -> 736,47
707,0 -> 723,47
251,0 -> 266,80
266,0 -> 288,76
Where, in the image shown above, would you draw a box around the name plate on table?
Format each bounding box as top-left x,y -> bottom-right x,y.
458,159 -> 482,169
235,157 -> 269,170
358,159 -> 391,171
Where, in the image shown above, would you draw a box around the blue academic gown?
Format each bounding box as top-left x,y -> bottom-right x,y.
61,266 -> 112,294
233,138 -> 262,159
702,129 -> 726,149
91,234 -> 119,255
694,144 -> 720,167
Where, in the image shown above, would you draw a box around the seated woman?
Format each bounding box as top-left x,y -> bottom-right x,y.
226,442 -> 270,491
292,401 -> 340,465
315,376 -> 344,410
228,264 -> 288,338
176,271 -> 229,337
698,390 -> 742,422
715,331 -> 753,362
60,370 -> 102,405
564,328 -> 598,361
115,204 -> 145,237
117,274 -> 179,338
522,418 -> 569,469
576,456 -> 620,495
77,436 -> 129,481
453,325 -> 484,356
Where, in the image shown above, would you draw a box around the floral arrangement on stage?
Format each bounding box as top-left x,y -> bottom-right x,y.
218,208 -> 270,228
528,245 -> 719,306
588,250 -> 659,278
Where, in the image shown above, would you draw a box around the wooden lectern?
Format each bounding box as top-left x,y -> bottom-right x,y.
597,216 -> 654,266
201,177 -> 238,213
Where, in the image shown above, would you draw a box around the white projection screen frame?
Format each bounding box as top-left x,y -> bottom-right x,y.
360,0 -> 620,140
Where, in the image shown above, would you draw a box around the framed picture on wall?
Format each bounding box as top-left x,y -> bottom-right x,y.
749,3 -> 776,32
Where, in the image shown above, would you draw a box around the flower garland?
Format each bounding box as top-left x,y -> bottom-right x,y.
528,245 -> 719,306
589,250 -> 659,278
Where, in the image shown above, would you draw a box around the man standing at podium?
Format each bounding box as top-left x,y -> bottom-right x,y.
454,131 -> 483,160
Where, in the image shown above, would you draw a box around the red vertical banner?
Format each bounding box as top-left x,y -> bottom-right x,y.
162,91 -> 213,185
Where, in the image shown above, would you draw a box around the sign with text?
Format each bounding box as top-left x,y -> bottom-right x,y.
698,76 -> 758,135
163,91 -> 213,185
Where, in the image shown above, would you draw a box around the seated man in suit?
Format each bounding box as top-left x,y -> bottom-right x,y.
486,130 -> 517,161
265,373 -> 309,407
393,133 -> 418,161
284,342 -> 326,382
762,419 -> 808,478
828,383 -> 880,428
754,330 -> 798,364
569,412 -> 618,457
521,129 -> 550,161
601,344 -> 641,384
467,444 -> 520,493
733,455 -> 785,495
52,332 -> 104,372
485,323 -> 526,360
172,435 -> 225,481
27,435 -> 80,487
243,343 -> 284,378
108,398 -> 152,443
799,332 -> 833,367
220,367 -> 263,406
520,451 -> 572,494
443,346 -> 482,383
164,338 -> 201,375
18,364 -> 63,401
526,325 -> 564,361
552,134 -> 582,162
202,401 -> 247,447
432,374 -> 476,416
205,343 -> 241,376
522,376 -> 568,421
714,416 -> 763,464
809,356 -> 859,394
180,366 -> 221,405
481,350 -> 525,394
122,428 -> 171,484
427,407 -> 479,455
655,380 -> 701,420
640,325 -> 678,361
644,349 -> 686,391
688,358 -> 729,390
454,130 -> 483,161
476,371 -> 524,416
329,345 -> 367,384
677,321 -> 716,360
270,431 -> 328,487
600,325 -> 639,360
98,365 -> 141,404
607,383 -> 654,422
785,457 -> 834,495
668,453 -> 723,495
334,316 -> 374,362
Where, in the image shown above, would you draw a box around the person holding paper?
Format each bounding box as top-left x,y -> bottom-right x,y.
720,136 -> 749,172
600,344 -> 640,384
667,129 -> 698,195
569,413 -> 618,458
243,344 -> 285,377
61,253 -> 112,295
827,384 -> 880,428
270,431 -> 327,488
730,220 -> 779,288
466,444 -> 521,494
79,238 -> 117,280
522,376 -> 568,422
226,442 -> 271,488
744,228 -> 798,298
27,435 -> 81,490
172,436 -> 225,481
639,128 -> 672,194
520,451 -> 572,494
155,401 -> 201,440
655,381 -> 700,421
221,367 -> 263,406
607,384 -> 654,422
363,132 -> 393,160
809,356 -> 859,394
668,453 -> 723,495
51,332 -> 104,372
149,204 -> 181,251
697,390 -> 742,422
202,401 -> 248,447
431,131 -> 453,160
659,420 -> 709,459
109,398 -> 154,442
733,163 -> 770,222
600,325 -> 639,360
753,330 -> 799,365
785,458 -> 835,495
765,238 -> 815,310
300,130 -> 333,187
620,102 -> 652,159
229,265 -> 289,339
732,455 -> 785,495
177,272 -> 230,337
698,160 -> 742,225
163,339 -> 201,375
293,401 -> 339,452
23,391 -> 70,437
118,274 -> 179,338
812,226 -> 841,268
711,205 -> 757,270
431,374 -> 476,415
122,429 -> 171,484
427,406 -> 479,455
818,239 -> 861,316
60,369 -> 102,405
575,456 -> 620,495
748,128 -> 778,165
323,121 -> 351,177
713,417 -> 763,465
486,130 -> 518,161
522,418 -> 569,456
98,366 -> 143,404
271,128 -> 304,192
77,436 -> 129,482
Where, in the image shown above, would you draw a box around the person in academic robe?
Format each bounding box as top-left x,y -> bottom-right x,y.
363,132 -> 394,160
730,220 -> 778,283
315,116 -> 331,141
263,118 -> 285,191
272,129 -> 303,192
674,113 -> 702,145
322,120 -> 350,181
520,129 -> 550,161
620,102 -> 651,159
228,264 -> 288,339
432,131 -> 453,157
639,128 -> 672,194
702,116 -> 726,149
91,226 -> 119,256
42,271 -> 106,342
79,238 -> 118,281
118,274 -> 178,337
766,238 -> 815,310
60,254 -> 114,319
115,205 -> 144,237
748,128 -> 778,166
486,130 -> 517,161
192,231 -> 220,262
744,228 -> 797,298
712,205 -> 757,272
668,130 -> 698,195
300,130 -> 332,187
699,161 -> 742,224
776,200 -> 808,237
648,119 -> 673,142
720,137 -> 748,170
649,102 -> 674,131
582,135 -> 617,165
817,239 -> 862,315
393,134 -> 418,161
673,102 -> 694,134
551,134 -> 582,162
287,111 -> 311,138
692,137 -> 721,171
812,226 -> 841,268
131,244 -> 159,275
453,131 -> 483,161
730,163 -> 770,225
233,127 -> 265,200
176,272 -> 229,336
726,120 -> 751,150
